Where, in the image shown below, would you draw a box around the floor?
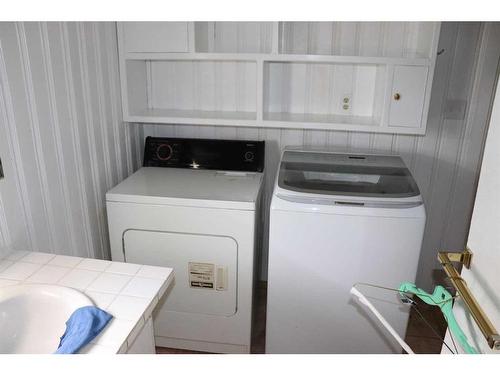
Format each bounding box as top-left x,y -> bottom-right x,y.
405,302 -> 449,354
156,282 -> 448,354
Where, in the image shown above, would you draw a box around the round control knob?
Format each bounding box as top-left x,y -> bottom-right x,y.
156,144 -> 173,161
244,151 -> 255,162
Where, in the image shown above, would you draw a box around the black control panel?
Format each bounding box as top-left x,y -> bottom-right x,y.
143,137 -> 265,173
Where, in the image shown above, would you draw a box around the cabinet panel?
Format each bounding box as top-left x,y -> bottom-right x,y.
151,60 -> 257,113
195,22 -> 273,53
280,22 -> 438,59
388,65 -> 428,128
122,22 -> 190,53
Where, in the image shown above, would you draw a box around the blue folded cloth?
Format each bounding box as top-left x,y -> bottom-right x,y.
54,306 -> 113,354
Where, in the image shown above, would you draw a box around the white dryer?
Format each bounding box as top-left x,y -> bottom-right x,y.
106,137 -> 264,353
266,149 -> 426,353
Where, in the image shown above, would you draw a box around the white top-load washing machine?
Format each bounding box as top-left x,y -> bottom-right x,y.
106,137 -> 264,354
266,149 -> 426,354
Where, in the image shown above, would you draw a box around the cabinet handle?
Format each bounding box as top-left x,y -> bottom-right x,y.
393,93 -> 401,101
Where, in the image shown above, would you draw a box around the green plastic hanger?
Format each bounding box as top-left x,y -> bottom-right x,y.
398,282 -> 478,354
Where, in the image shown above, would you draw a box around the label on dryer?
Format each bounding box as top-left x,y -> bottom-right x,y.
189,262 -> 215,289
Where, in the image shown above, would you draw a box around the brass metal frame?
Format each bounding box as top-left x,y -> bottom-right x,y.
438,247 -> 500,350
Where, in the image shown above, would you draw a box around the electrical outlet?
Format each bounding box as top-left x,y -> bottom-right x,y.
342,95 -> 351,111
444,99 -> 467,120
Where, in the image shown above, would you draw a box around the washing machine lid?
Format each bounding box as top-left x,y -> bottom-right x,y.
106,167 -> 263,210
278,150 -> 420,199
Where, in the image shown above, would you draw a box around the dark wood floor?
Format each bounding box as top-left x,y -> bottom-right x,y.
156,282 -> 448,354
405,303 -> 449,354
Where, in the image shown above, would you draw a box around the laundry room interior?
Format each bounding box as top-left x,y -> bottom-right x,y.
1,8 -> 500,363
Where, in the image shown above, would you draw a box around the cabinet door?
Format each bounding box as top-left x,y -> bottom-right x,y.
388,65 -> 429,128
121,22 -> 190,53
123,229 -> 237,317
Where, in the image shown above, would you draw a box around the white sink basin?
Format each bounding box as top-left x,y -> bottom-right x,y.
0,284 -> 94,353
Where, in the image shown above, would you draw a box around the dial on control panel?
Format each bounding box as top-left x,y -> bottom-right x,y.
244,151 -> 255,162
156,144 -> 173,161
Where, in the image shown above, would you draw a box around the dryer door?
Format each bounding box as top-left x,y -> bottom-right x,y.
123,229 -> 237,316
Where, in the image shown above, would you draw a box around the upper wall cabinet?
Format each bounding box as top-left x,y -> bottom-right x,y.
122,22 -> 191,53
117,22 -> 440,135
194,22 -> 273,53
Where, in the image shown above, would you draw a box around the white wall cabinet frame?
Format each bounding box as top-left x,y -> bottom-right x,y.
120,22 -> 193,53
117,22 -> 440,135
388,65 -> 430,128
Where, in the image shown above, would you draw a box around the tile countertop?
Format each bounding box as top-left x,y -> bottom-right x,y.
0,249 -> 174,354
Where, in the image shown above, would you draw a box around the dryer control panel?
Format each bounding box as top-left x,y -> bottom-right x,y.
143,137 -> 265,172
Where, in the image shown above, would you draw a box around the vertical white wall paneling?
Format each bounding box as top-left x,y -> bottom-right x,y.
67,22 -> 105,258
104,24 -> 126,182
0,22 -> 141,258
280,22 -> 435,58
78,22 -> 108,259
415,23 -> 489,288
17,23 -> 60,253
194,22 -> 273,54
0,36 -> 34,251
92,23 -> 114,189
39,22 -> 79,256
48,22 -> 94,257
135,123 -> 144,169
136,23 -> 498,288
147,59 -> 258,120
122,22 -> 190,53
1,23 -> 52,251
59,22 -> 96,258
0,192 -> 8,247
443,23 -> 500,256
124,122 -> 136,173
442,24 -> 500,353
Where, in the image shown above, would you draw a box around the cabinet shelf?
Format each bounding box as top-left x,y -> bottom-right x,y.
127,108 -> 257,125
123,52 -> 262,62
123,52 -> 431,67
263,112 -> 378,127
125,111 -> 425,135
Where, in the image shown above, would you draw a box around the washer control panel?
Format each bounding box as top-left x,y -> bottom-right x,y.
143,137 -> 265,172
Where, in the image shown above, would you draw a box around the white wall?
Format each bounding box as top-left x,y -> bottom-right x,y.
138,22 -> 499,290
0,22 -> 141,258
